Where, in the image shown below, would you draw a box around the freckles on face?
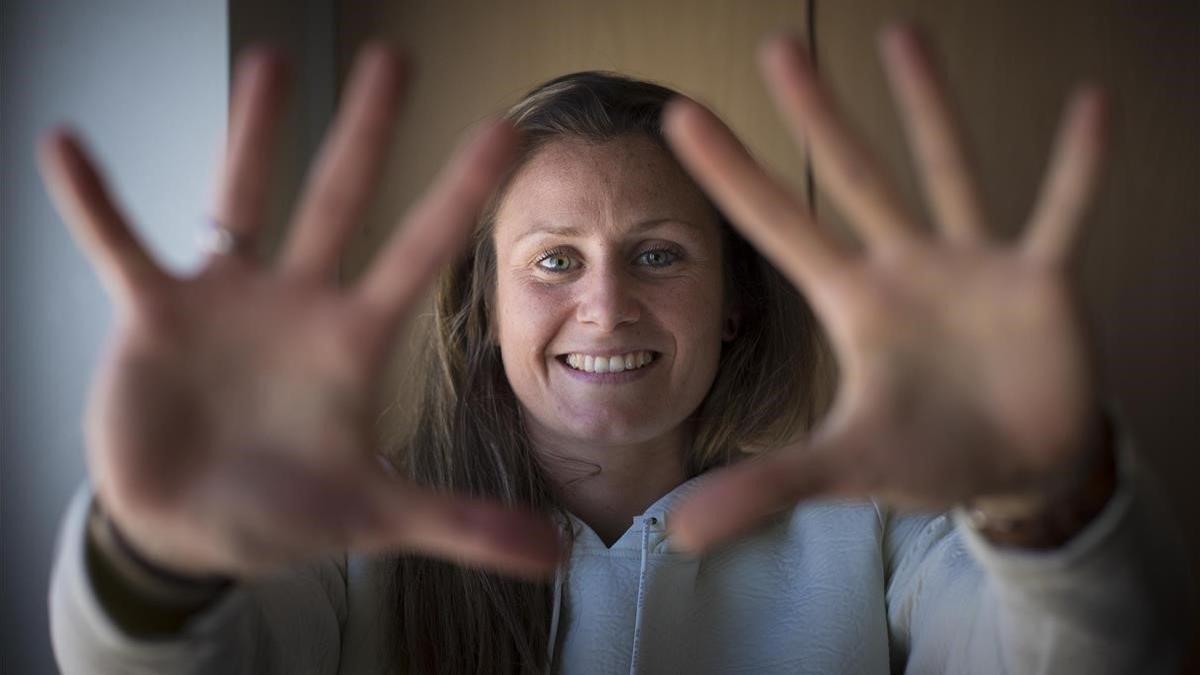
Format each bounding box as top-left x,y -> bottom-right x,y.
491,135 -> 730,447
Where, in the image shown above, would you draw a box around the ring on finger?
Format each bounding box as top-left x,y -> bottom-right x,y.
200,216 -> 257,258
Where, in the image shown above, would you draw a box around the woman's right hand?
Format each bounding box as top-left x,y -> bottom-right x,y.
38,45 -> 562,582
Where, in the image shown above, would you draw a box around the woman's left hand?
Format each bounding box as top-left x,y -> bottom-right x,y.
663,24 -> 1112,553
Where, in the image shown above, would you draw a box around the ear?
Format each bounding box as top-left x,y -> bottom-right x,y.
721,309 -> 740,342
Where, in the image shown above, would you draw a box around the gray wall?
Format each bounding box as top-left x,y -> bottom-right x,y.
1,2 -> 228,672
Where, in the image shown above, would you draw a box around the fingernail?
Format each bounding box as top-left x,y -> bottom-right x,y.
662,97 -> 701,134
237,46 -> 288,87
759,32 -> 807,68
880,21 -> 923,59
762,29 -> 805,51
464,507 -> 563,562
366,41 -> 403,68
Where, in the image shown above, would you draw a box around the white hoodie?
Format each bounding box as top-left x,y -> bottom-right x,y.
49,439 -> 1190,674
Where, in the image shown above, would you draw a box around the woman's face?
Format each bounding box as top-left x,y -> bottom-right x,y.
492,134 -> 732,450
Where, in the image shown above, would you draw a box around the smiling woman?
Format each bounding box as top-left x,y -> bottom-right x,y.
44,23 -> 1187,675
390,72 -> 822,672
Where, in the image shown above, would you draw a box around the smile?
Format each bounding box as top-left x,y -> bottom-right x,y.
562,350 -> 657,373
554,350 -> 661,383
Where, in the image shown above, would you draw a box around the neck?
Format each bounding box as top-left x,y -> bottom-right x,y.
530,423 -> 690,548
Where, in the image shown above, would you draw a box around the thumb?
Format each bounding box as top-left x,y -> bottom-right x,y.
353,476 -> 566,580
669,439 -> 845,554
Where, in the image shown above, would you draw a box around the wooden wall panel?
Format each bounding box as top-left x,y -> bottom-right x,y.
336,0 -> 811,276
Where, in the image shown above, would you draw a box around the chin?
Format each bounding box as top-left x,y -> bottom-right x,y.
551,407 -> 673,447
571,425 -> 659,447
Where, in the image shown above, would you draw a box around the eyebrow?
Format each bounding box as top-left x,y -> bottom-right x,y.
513,218 -> 703,245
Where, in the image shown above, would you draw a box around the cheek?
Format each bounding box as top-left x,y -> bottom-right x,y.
496,277 -> 569,374
661,280 -> 726,377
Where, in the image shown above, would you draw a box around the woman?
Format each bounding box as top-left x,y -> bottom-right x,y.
44,24 -> 1186,674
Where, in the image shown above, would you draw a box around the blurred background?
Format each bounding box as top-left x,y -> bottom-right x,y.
2,1 -> 1197,672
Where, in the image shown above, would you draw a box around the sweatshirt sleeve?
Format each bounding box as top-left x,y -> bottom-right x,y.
49,481 -> 349,675
881,434 -> 1194,674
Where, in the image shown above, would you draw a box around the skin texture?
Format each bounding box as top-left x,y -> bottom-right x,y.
492,135 -> 734,545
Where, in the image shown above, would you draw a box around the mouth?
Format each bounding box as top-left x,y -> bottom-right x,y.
554,350 -> 662,382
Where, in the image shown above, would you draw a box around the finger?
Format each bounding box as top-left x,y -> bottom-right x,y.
37,130 -> 170,306
879,25 -> 988,245
1021,85 -> 1109,265
281,44 -> 408,280
355,118 -> 517,333
662,97 -> 847,300
355,476 -> 564,580
201,456 -> 562,579
759,34 -> 922,255
210,47 -> 290,259
668,439 -> 848,554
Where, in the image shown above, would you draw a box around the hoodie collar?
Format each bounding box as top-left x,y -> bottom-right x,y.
559,473 -> 712,552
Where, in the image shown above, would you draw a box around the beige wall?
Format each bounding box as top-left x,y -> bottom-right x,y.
336,0 -> 812,276
338,0 -> 1199,658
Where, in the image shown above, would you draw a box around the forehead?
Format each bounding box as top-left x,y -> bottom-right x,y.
494,134 -> 718,242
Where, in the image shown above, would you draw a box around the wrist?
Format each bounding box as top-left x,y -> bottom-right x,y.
86,497 -> 233,632
966,411 -> 1118,549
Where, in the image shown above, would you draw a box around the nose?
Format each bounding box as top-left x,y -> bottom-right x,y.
575,264 -> 640,331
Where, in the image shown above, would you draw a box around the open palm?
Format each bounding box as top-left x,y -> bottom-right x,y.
40,46 -> 561,580
664,26 -> 1109,551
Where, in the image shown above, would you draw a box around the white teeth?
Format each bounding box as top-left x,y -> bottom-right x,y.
562,350 -> 656,374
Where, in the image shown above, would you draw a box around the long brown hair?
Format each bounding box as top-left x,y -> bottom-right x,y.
385,71 -> 830,674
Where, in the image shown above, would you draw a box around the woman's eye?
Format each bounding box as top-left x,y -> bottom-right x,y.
535,252 -> 574,272
637,248 -> 678,267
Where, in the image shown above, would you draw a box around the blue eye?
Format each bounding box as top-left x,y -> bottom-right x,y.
637,248 -> 678,267
535,248 -> 574,273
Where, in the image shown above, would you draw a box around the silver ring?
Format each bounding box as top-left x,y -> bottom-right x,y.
200,217 -> 254,257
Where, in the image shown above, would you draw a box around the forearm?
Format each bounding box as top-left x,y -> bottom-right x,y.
966,412 -> 1118,550
50,482 -> 348,675
84,497 -> 233,636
